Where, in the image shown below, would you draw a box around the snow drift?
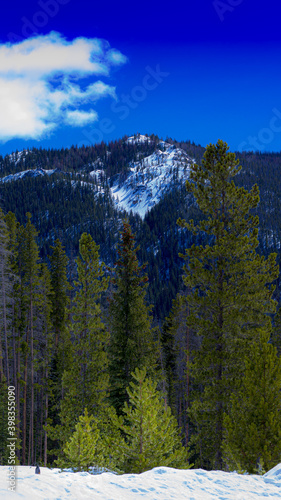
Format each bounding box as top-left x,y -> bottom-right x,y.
1,464 -> 281,499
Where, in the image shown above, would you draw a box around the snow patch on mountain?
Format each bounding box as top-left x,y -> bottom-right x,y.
126,134 -> 152,144
110,142 -> 192,218
0,168 -> 57,183
8,150 -> 29,165
89,169 -> 106,182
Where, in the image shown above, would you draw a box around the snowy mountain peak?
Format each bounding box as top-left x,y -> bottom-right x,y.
110,142 -> 193,218
1,138 -> 195,219
126,134 -> 152,145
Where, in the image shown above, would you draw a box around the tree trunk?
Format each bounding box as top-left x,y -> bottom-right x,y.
22,327 -> 28,465
29,290 -> 34,465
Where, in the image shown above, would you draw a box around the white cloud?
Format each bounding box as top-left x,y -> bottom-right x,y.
65,110 -> 98,126
0,32 -> 127,142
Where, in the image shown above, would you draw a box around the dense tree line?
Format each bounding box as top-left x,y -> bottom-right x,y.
2,135 -> 281,322
1,140 -> 281,473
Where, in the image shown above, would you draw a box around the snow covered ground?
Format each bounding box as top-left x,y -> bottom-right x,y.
1,464 -> 281,499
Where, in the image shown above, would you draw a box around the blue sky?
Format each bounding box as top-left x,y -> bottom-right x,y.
0,0 -> 281,155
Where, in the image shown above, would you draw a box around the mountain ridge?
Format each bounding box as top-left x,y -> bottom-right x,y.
1,133 -> 281,319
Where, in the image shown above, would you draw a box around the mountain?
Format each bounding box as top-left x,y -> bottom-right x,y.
0,137 -> 193,219
90,138 -> 193,218
1,133 -> 281,319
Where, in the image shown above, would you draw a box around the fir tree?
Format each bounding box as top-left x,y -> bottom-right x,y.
61,409 -> 105,472
177,140 -> 278,469
49,239 -> 70,350
20,213 -> 41,464
37,263 -> 53,466
115,367 -> 189,473
223,328 -> 281,473
109,220 -> 159,411
51,233 -> 109,453
58,406 -> 126,472
5,211 -> 21,460
272,306 -> 281,357
162,292 -> 198,447
48,239 -> 72,438
0,207 -> 12,385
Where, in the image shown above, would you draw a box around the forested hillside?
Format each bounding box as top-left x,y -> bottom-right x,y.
1,137 -> 281,473
1,134 -> 281,320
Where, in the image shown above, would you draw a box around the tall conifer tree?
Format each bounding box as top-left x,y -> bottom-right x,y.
223,328 -> 281,473
37,263 -> 53,466
53,233 -> 109,451
108,220 -> 159,411
48,239 -> 72,420
21,213 -> 41,464
5,211 -> 21,459
49,239 -> 70,351
0,208 -> 11,464
177,140 -> 278,469
0,207 -> 11,385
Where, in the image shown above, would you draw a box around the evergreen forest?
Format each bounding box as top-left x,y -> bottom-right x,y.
1,137 -> 281,474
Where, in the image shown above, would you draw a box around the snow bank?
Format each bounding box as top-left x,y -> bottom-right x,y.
1,464 -> 281,499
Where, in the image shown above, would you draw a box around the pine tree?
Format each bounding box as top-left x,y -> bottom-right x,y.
272,306 -> 281,357
5,211 -> 21,461
49,239 -> 70,351
37,263 -> 53,466
48,239 -> 72,434
52,233 -> 109,452
162,292 -> 198,447
109,220 -> 159,411
177,140 -> 278,469
223,328 -> 281,473
115,367 -> 189,473
20,213 -> 41,465
58,406 -> 126,472
0,208 -> 12,386
61,409 -> 105,472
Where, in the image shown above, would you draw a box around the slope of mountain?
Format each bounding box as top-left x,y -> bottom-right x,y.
89,138 -> 193,218
1,134 -> 281,319
1,168 -> 57,183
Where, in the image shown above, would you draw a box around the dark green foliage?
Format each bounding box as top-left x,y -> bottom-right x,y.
2,135 -> 281,470
48,239 -> 72,431
162,292 -> 199,447
20,214 -> 42,464
272,306 -> 281,356
223,329 -> 281,473
50,233 -> 110,457
108,220 -> 159,411
177,140 -> 278,469
2,137 -> 281,322
49,239 -> 70,349
0,207 -> 11,385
